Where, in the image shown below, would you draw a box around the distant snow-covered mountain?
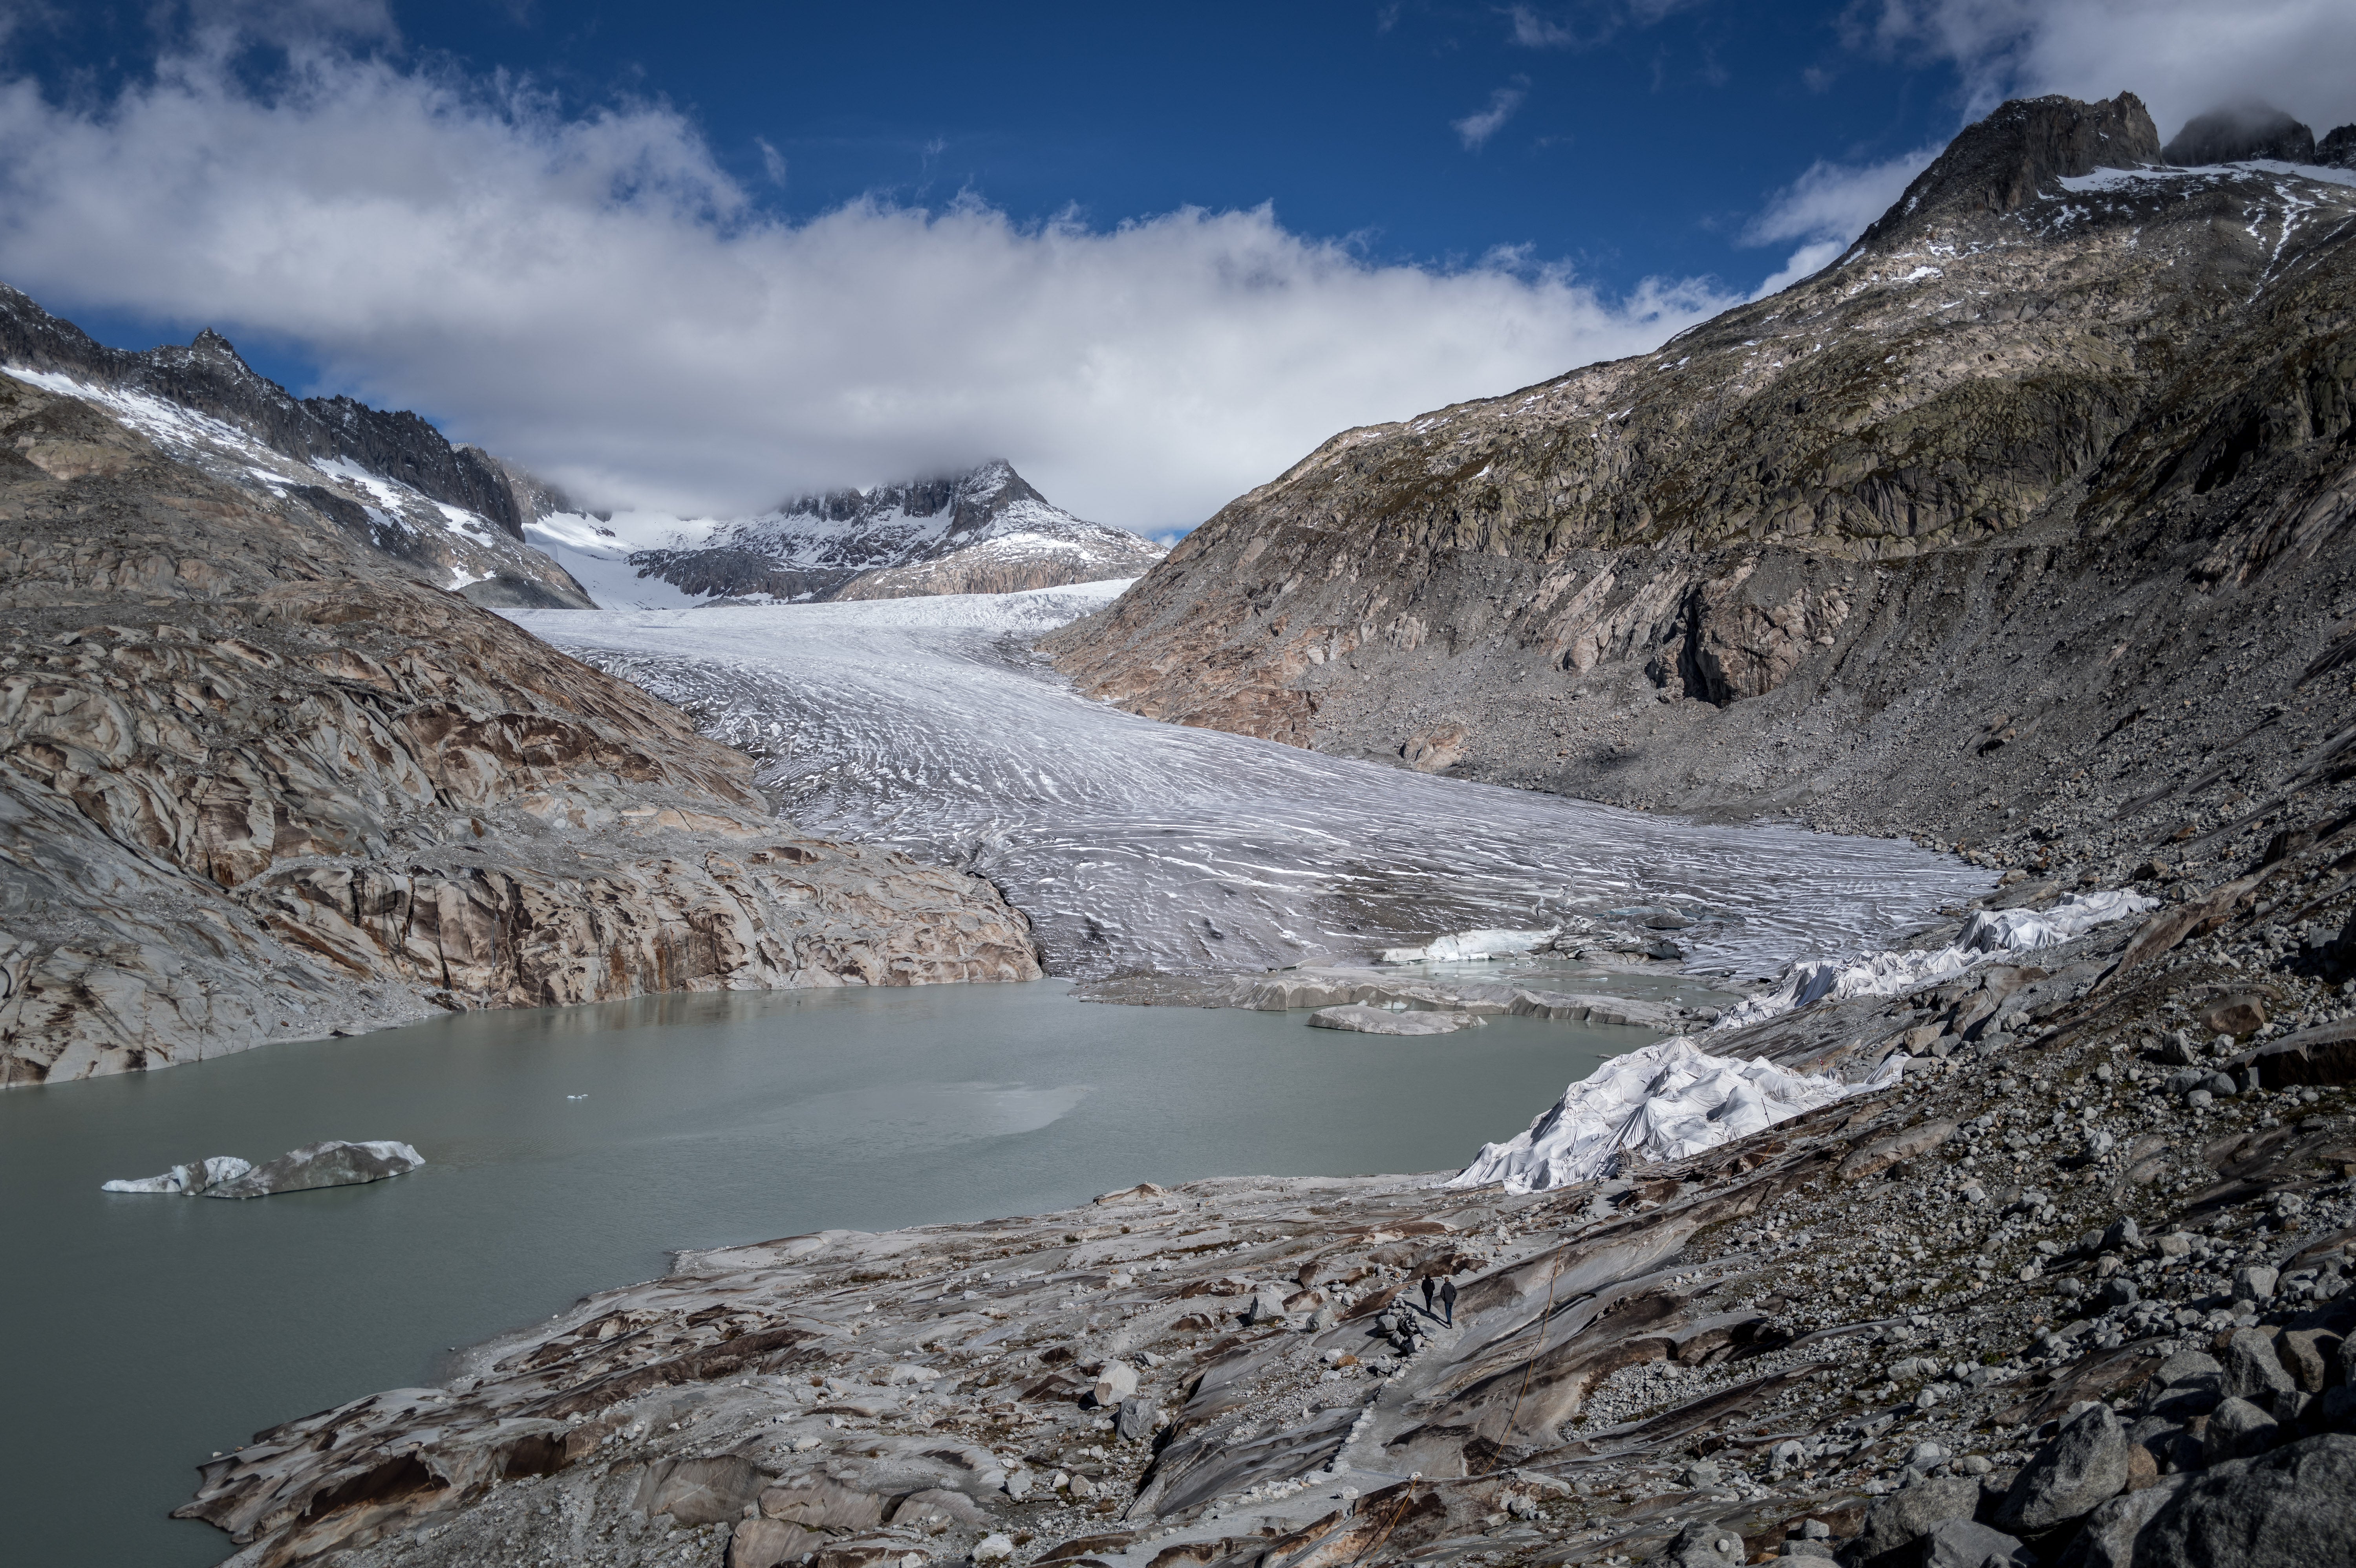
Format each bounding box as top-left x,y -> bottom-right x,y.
584,461 -> 1163,607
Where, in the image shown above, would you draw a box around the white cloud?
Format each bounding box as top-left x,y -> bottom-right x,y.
1741,143 -> 1941,295
1859,0 -> 2356,139
1454,85 -> 1527,149
0,48 -> 1736,531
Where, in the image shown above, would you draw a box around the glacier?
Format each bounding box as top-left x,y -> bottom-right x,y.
509,584 -> 1991,981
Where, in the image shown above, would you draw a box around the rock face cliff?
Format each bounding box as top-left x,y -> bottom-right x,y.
631,459 -> 1163,604
0,285 -> 596,610
1047,94 -> 2356,876
0,372 -> 1041,1086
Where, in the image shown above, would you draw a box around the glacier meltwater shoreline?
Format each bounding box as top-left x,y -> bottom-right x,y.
509,583 -> 1991,982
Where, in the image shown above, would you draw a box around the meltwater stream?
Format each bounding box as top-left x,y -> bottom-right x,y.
512,582 -> 1988,978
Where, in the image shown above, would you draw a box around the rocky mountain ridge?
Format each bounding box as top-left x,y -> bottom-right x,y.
0,284 -> 597,610
0,369 -> 1042,1086
1044,93 -> 2356,893
631,460 -> 1163,604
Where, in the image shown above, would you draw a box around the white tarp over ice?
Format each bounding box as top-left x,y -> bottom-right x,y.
1448,1037 -> 1899,1194
1378,928 -> 1558,963
1714,889 -> 2157,1030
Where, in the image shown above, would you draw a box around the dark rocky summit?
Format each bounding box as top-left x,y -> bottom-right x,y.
0,284 -> 598,609
633,460 -> 1163,604
0,285 -> 523,535
2161,104 -> 2316,168
0,369 -> 1041,1085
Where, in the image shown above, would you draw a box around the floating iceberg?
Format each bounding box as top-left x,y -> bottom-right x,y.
100,1155 -> 253,1195
1448,1037 -> 1897,1193
102,1141 -> 424,1198
1713,889 -> 2158,1030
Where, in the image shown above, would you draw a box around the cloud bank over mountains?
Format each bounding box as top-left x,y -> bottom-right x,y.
2,4 -> 2348,529
0,45 -> 1731,530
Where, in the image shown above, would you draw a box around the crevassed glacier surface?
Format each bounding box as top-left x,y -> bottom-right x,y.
510,584 -> 1989,979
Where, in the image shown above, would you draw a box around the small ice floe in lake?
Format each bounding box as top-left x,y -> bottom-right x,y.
102,1140 -> 425,1198
1714,889 -> 2157,1030
567,1094 -> 588,1101
1306,1003 -> 1487,1035
1448,1037 -> 1898,1193
1377,928 -> 1557,964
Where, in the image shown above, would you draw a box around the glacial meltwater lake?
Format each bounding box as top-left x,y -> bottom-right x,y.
0,978 -> 1703,1568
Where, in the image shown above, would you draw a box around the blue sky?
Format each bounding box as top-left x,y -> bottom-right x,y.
0,0 -> 2351,527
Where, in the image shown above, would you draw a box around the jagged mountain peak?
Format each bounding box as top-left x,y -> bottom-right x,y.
608,457 -> 1163,606
1852,91 -> 2160,258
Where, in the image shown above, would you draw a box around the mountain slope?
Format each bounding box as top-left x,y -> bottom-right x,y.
0,372 -> 1040,1086
1046,93 -> 2356,887
0,285 -> 596,609
627,459 -> 1163,604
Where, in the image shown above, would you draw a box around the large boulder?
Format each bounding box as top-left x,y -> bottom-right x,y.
1996,1404 -> 2133,1532
1855,1475 -> 1980,1562
2222,1329 -> 2296,1402
2069,1477 -> 2188,1568
2203,1397 -> 2281,1465
2133,1434 -> 2356,1566
1919,1517 -> 2031,1568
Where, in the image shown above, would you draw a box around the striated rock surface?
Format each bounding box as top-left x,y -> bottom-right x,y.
630,459 -> 1162,605
1044,94 -> 2356,865
0,370 -> 1041,1085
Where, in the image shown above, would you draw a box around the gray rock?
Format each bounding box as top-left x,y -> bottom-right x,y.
2232,1266 -> 2279,1303
1856,1473 -> 1979,1559
2099,1277 -> 2139,1309
2222,1329 -> 2294,1402
2203,1397 -> 2280,1465
2069,1477 -> 2188,1568
1776,1541 -> 1835,1560
2154,1350 -> 2223,1387
1304,1004 -> 1485,1035
1919,1517 -> 2031,1568
1115,1396 -> 1159,1443
2276,1330 -> 2334,1393
2133,1434 -> 2356,1567
1996,1403 -> 2132,1531
1660,1520 -> 1745,1566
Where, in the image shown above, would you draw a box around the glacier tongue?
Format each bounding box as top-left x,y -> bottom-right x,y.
510,585 -> 1990,980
